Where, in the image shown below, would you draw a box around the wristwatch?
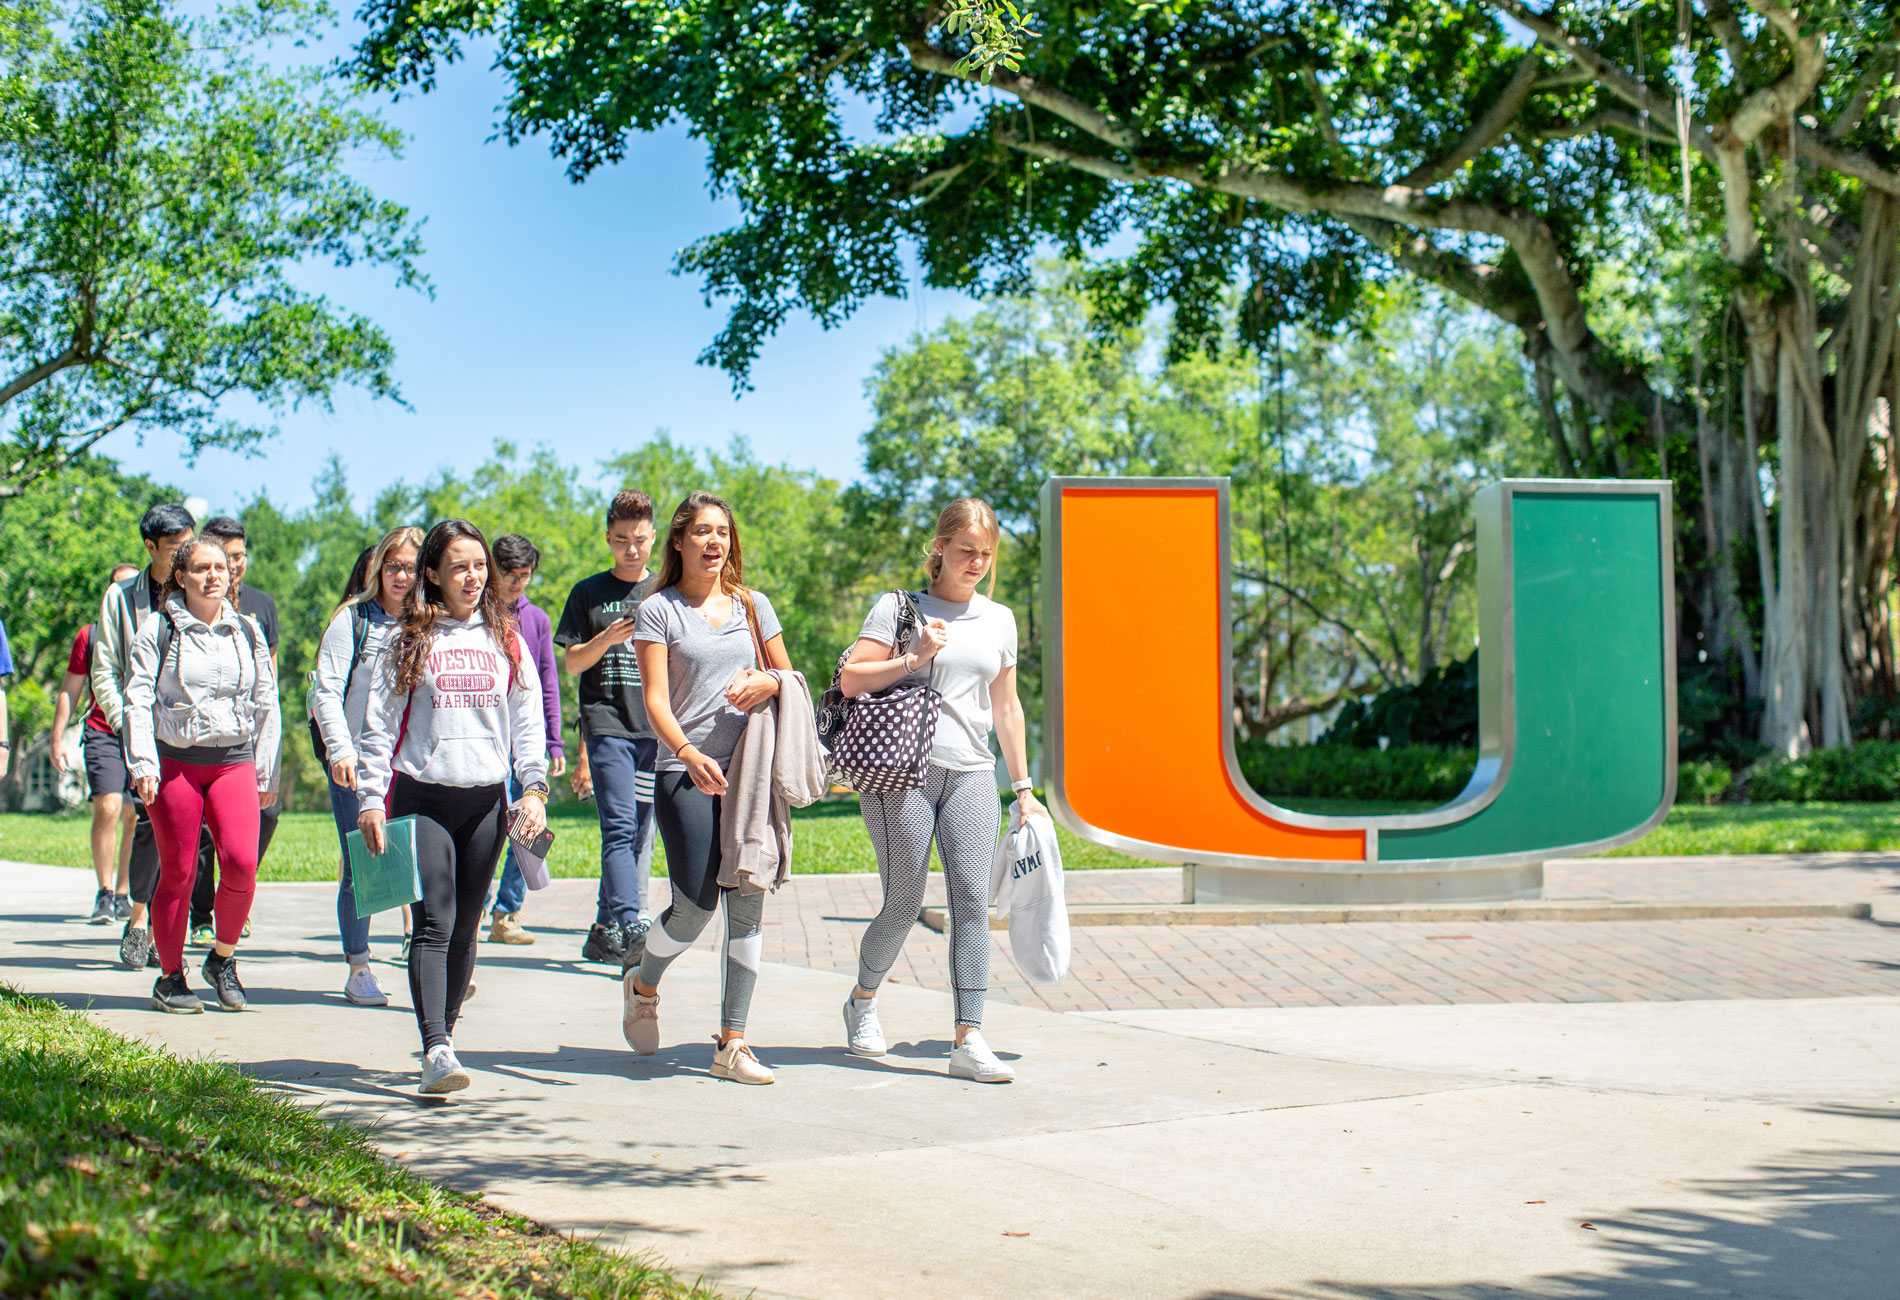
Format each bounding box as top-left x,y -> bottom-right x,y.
521,782 -> 551,801
1010,778 -> 1034,795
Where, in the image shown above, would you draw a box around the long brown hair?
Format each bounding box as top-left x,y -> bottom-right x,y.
655,491 -> 748,596
392,519 -> 519,693
926,498 -> 1002,596
332,525 -> 424,624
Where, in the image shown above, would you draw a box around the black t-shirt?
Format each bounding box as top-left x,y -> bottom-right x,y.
235,586 -> 280,650
556,570 -> 662,740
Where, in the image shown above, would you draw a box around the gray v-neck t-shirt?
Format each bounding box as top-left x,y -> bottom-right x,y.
635,585 -> 782,771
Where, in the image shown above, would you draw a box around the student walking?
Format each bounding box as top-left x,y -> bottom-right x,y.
311,525 -> 423,1007
188,517 -> 282,948
624,490 -> 792,1085
840,499 -> 1046,1083
556,490 -> 663,965
355,519 -> 549,1096
484,533 -> 566,944
123,535 -> 281,1014
93,503 -> 201,971
50,563 -> 143,923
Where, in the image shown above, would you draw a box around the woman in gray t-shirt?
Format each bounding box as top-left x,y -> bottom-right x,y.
837,497 -> 1047,1083
626,490 -> 791,1086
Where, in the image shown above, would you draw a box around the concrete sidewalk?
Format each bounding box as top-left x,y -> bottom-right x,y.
3,858 -> 1897,1299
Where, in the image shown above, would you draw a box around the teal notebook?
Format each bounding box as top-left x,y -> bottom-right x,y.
347,816 -> 422,919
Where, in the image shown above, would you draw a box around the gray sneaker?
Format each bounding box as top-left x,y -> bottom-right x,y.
112,894 -> 133,921
119,923 -> 153,971
87,888 -> 115,925
201,952 -> 246,1011
151,971 -> 203,1015
843,993 -> 887,1057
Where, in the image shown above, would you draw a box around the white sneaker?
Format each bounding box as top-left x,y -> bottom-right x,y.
843,993 -> 886,1056
343,965 -> 388,1007
624,986 -> 660,1055
419,1045 -> 471,1095
948,1031 -> 1015,1083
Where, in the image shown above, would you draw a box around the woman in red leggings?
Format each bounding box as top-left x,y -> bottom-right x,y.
125,534 -> 280,1013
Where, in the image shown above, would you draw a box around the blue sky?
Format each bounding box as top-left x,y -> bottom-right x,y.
112,34 -> 975,515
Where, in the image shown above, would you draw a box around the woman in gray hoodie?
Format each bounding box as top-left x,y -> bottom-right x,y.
124,534 -> 279,1015
355,519 -> 549,1096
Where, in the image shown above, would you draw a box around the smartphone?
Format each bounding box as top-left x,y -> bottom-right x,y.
508,805 -> 556,858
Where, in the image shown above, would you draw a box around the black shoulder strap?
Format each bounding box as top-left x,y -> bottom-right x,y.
155,608 -> 181,674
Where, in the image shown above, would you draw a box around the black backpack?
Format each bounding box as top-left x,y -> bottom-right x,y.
307,603 -> 373,766
155,606 -> 268,678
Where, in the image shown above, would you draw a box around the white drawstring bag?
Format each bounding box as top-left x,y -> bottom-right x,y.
991,806 -> 1070,986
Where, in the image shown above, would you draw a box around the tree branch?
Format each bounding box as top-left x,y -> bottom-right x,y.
1399,52 -> 1545,189
906,36 -> 1140,151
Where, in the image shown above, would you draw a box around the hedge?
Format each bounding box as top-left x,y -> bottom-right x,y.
1745,741 -> 1900,802
1238,743 -> 1900,806
1236,742 -> 1476,803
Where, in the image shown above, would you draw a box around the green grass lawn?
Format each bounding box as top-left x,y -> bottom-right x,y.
0,984 -> 708,1299
5,799 -> 1896,880
0,797 -> 1144,882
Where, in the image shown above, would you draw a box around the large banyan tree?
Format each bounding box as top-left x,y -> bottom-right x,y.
356,0 -> 1900,754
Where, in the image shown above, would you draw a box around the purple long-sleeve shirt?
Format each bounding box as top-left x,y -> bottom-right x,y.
514,595 -> 566,758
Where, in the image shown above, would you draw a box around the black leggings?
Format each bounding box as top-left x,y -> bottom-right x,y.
390,775 -> 508,1052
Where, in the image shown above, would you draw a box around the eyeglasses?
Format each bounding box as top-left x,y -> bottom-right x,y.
382,562 -> 416,578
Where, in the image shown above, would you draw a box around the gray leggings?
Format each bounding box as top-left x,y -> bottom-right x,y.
856,765 -> 1001,1027
636,772 -> 765,1032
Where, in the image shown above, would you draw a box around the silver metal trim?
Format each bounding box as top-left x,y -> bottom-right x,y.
1040,476 -> 1678,874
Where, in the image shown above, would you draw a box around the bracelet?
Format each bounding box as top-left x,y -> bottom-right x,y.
1011,779 -> 1035,795
901,653 -> 916,673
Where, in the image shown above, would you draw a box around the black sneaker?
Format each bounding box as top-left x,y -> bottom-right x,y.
618,916 -> 653,978
581,923 -> 625,965
119,923 -> 153,971
87,889 -> 115,925
112,894 -> 133,921
151,971 -> 203,1014
201,952 -> 247,1011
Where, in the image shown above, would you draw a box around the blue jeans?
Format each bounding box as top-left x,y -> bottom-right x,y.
492,776 -> 527,915
587,734 -> 657,927
328,777 -> 372,963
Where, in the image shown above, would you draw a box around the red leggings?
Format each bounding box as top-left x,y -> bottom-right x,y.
149,759 -> 260,975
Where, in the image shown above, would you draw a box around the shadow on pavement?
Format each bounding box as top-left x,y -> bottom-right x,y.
1246,1147 -> 1900,1300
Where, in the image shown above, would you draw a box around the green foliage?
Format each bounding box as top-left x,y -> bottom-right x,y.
0,0 -> 423,497
0,985 -> 710,1298
1746,742 -> 1900,803
0,453 -> 175,794
1236,742 -> 1477,804
1324,652 -> 1479,749
940,0 -> 1038,81
1677,759 -> 1733,806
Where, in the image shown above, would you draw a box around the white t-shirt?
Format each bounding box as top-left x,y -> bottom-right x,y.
859,591 -> 1018,773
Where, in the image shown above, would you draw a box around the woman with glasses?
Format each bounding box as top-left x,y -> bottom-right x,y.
310,525 -> 423,1007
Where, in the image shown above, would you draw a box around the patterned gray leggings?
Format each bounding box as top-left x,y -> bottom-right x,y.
856,765 -> 1002,1027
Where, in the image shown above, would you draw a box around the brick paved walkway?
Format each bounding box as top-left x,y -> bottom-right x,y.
502,853 -> 1900,1015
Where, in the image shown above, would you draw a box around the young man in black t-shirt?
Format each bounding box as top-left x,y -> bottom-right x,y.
191,517 -> 281,944
556,490 -> 662,965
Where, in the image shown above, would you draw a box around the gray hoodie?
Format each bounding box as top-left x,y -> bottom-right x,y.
354,613 -> 548,815
123,595 -> 281,791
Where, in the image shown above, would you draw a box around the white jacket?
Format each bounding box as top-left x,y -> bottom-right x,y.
310,601 -> 400,766
123,595 -> 281,791
354,614 -> 548,814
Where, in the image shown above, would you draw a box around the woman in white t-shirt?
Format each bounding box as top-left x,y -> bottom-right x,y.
838,498 -> 1046,1082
